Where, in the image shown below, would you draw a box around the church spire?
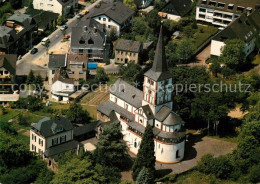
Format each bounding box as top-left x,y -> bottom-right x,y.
151,25 -> 167,73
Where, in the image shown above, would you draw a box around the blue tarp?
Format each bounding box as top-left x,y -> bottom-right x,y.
88,63 -> 97,69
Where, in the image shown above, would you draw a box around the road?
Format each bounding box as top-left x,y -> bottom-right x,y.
16,0 -> 102,76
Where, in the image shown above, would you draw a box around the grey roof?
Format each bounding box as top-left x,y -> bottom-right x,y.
197,0 -> 260,14
44,140 -> 82,157
7,14 -> 33,25
89,1 -> 135,25
0,54 -> 17,75
74,122 -> 99,137
161,0 -> 192,17
213,11 -> 260,43
128,120 -> 186,139
155,106 -> 185,125
71,18 -> 105,49
115,39 -> 142,53
97,100 -> 135,121
0,26 -> 13,37
26,9 -> 59,31
32,116 -> 73,138
48,54 -> 66,69
140,105 -> 154,120
109,78 -> 143,108
144,25 -> 173,81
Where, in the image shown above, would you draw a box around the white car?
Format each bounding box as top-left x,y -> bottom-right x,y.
60,25 -> 68,31
76,14 -> 83,19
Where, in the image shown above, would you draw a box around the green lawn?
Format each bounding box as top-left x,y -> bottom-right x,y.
192,25 -> 218,49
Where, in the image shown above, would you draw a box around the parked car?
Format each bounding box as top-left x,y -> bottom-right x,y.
41,37 -> 50,45
30,48 -> 38,55
63,34 -> 70,40
80,10 -> 89,15
60,25 -> 68,31
76,14 -> 83,19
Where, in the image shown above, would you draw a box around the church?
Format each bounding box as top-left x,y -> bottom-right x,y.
97,26 -> 186,163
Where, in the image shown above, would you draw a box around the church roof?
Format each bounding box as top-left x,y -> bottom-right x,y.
144,25 -> 173,81
109,78 -> 143,108
155,106 -> 184,125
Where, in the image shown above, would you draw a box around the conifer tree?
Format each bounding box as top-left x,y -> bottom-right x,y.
132,124 -> 155,180
136,167 -> 154,184
26,70 -> 35,85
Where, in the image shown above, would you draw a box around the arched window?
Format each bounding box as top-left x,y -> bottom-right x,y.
176,150 -> 179,158
134,141 -> 137,148
88,38 -> 94,44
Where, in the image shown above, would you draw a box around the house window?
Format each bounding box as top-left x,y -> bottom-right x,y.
115,97 -> 117,103
34,135 -> 36,142
108,25 -> 111,28
32,144 -> 34,150
32,134 -> 34,140
134,140 -> 137,148
99,17 -> 101,20
140,119 -> 142,124
151,80 -> 154,86
60,135 -> 66,143
79,71 -> 84,74
52,138 -> 58,145
125,104 -> 128,110
109,19 -> 111,22
52,70 -> 55,74
103,18 -> 106,21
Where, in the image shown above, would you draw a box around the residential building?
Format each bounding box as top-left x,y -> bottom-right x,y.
89,1 -> 135,36
0,14 -> 37,54
134,0 -> 152,9
158,0 -> 192,21
26,9 -> 59,32
51,69 -> 75,102
30,116 -> 82,170
196,0 -> 260,27
0,54 -> 19,105
66,54 -> 88,81
48,54 -> 88,84
211,10 -> 260,57
97,26 -> 186,163
33,0 -> 78,15
115,39 -> 142,64
48,54 -> 67,84
71,18 -> 108,62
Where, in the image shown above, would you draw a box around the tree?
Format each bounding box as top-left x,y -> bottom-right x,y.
27,96 -> 43,112
95,67 -> 108,83
107,27 -> 118,42
0,131 -> 33,169
34,74 -> 43,90
176,39 -> 194,63
94,122 -> 130,170
18,114 -> 29,126
51,155 -> 121,184
26,70 -> 35,85
119,62 -> 142,85
123,0 -> 137,10
132,125 -> 155,180
209,60 -> 221,77
136,167 -> 154,184
220,39 -> 246,70
52,21 -> 56,31
57,15 -> 64,26
145,10 -> 161,31
66,103 -> 90,124
35,167 -> 54,184
1,106 -> 7,115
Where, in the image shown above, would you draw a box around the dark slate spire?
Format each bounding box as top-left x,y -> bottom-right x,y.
151,25 -> 167,72
144,25 -> 173,81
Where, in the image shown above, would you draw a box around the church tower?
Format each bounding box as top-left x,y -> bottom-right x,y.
142,26 -> 173,114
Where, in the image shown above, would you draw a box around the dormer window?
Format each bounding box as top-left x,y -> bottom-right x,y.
237,6 -> 245,13
228,4 -> 234,10
217,2 -> 225,8
209,0 -> 216,6
202,0 -> 207,5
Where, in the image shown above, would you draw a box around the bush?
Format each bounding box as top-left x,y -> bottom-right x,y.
1,106 -> 8,115
18,114 -> 29,126
247,165 -> 260,183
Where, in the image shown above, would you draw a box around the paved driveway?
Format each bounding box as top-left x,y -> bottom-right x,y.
155,134 -> 237,174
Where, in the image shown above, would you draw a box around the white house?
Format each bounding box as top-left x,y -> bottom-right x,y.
97,26 -> 186,164
89,1 -> 135,36
158,0 -> 192,22
51,69 -> 75,102
196,0 -> 259,28
30,116 -> 82,169
211,10 -> 260,57
33,0 -> 78,15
